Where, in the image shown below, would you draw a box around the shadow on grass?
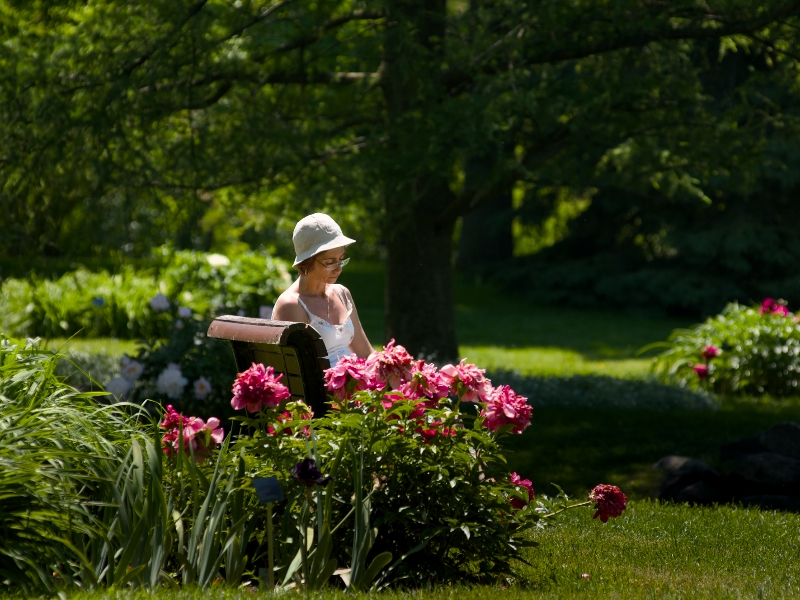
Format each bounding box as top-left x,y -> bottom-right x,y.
505,398 -> 800,501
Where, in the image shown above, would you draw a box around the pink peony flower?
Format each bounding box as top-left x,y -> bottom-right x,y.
160,406 -> 224,463
701,345 -> 720,361
439,359 -> 493,402
231,363 -> 291,413
366,339 -> 414,389
324,354 -> 375,400
589,484 -> 627,523
693,364 -> 709,379
509,472 -> 535,510
481,385 -> 532,434
397,360 -> 451,400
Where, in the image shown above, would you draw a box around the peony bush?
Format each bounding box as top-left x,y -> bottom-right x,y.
651,298 -> 800,396
231,340 -> 627,586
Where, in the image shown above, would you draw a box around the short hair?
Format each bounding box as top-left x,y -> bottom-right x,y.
295,256 -> 315,276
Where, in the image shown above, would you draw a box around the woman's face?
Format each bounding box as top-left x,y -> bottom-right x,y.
308,246 -> 348,282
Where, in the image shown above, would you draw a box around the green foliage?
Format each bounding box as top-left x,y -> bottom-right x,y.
0,248 -> 291,339
0,336 -> 145,592
651,301 -> 800,396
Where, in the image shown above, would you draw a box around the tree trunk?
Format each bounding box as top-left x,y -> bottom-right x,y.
380,0 -> 458,362
384,181 -> 459,363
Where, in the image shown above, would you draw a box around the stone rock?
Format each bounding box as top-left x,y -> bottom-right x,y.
720,436 -> 767,461
730,453 -> 800,488
653,455 -> 723,500
740,495 -> 800,512
760,422 -> 800,460
673,480 -> 725,505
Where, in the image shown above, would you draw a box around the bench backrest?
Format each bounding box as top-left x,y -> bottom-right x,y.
207,316 -> 330,417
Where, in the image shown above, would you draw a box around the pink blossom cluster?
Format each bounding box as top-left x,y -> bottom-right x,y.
480,386 -> 532,434
323,340 -> 532,437
160,405 -> 224,463
509,472 -> 535,510
231,363 -> 291,413
760,298 -> 791,317
589,484 -> 627,523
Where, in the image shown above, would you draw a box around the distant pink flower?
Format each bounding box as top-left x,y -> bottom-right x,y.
589,484 -> 627,523
761,298 -> 790,316
396,361 -> 450,400
701,345 -> 720,361
509,472 -> 535,509
760,298 -> 777,314
693,364 -> 709,379
481,386 -> 532,434
366,339 -> 414,389
440,359 -> 493,402
231,363 -> 291,413
324,354 -> 374,400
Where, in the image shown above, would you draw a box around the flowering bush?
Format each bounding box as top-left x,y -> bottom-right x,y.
116,307 -> 239,418
233,340 -> 626,585
651,299 -> 800,396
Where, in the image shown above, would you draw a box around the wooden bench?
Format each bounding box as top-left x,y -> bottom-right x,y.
207,316 -> 331,417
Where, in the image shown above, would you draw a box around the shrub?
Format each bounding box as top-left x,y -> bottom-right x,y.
650,298 -> 800,396
0,248 -> 292,339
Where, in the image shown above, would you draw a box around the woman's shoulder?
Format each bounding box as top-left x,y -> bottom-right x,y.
274,288 -> 300,307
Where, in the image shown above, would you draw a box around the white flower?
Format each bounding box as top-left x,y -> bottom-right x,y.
157,364 -> 188,399
259,305 -> 273,320
177,306 -> 192,319
206,253 -> 230,268
174,319 -> 185,330
120,357 -> 144,382
149,293 -> 170,313
193,376 -> 212,401
105,377 -> 132,402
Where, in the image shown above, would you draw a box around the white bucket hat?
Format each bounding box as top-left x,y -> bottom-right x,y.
292,213 -> 356,267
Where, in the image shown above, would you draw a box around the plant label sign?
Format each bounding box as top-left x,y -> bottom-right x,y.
252,476 -> 285,504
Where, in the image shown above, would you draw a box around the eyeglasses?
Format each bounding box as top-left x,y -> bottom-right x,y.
315,254 -> 350,270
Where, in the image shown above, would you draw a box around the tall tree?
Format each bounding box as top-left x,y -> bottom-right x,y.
3,0 -> 800,358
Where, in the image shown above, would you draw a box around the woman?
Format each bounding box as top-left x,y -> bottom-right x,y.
272,213 -> 373,367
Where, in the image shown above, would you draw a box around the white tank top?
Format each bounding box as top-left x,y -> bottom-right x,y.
292,285 -> 355,367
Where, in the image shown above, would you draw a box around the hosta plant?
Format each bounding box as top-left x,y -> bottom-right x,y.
650,298 -> 800,396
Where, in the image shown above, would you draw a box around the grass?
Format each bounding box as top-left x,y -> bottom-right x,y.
65,502 -> 800,599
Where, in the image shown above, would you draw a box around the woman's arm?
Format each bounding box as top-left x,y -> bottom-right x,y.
342,287 -> 374,358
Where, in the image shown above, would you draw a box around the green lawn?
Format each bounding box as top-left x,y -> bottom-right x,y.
67,502 -> 800,599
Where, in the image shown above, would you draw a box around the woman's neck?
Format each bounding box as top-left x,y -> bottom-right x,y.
298,276 -> 327,297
